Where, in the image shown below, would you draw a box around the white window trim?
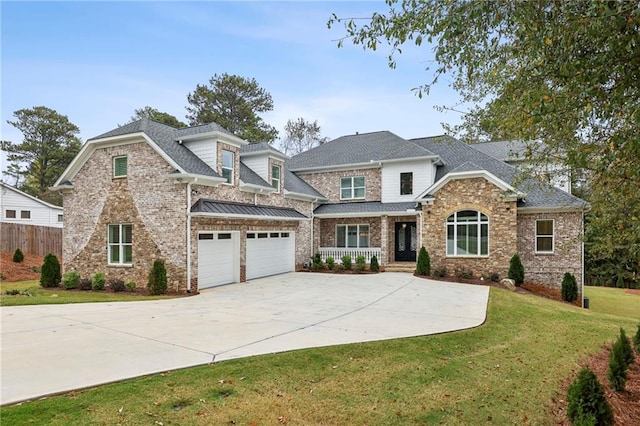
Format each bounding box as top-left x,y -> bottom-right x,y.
221,150 -> 234,185
340,176 -> 366,200
335,224 -> 370,248
271,164 -> 281,192
113,156 -> 128,178
535,219 -> 555,254
5,209 -> 17,219
108,224 -> 133,266
446,211 -> 490,257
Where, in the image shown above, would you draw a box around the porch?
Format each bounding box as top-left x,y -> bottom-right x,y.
318,247 -> 381,264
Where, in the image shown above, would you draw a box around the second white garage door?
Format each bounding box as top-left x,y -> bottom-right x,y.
246,231 -> 295,280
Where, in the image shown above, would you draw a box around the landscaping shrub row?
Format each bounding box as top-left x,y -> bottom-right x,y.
309,254 -> 379,273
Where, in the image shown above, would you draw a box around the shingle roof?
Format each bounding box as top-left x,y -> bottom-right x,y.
471,140 -> 533,162
287,131 -> 438,171
410,136 -> 587,209
314,201 -> 418,216
191,199 -> 308,219
284,165 -> 327,200
240,141 -> 288,158
90,118 -> 221,178
175,122 -> 236,138
239,162 -> 272,189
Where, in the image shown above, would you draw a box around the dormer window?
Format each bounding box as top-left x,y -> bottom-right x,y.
113,156 -> 127,178
222,150 -> 234,184
271,164 -> 281,191
340,176 -> 365,200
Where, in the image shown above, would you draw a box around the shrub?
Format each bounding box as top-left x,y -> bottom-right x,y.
333,264 -> 346,273
313,252 -> 322,265
416,246 -> 430,275
40,253 -> 61,288
148,260 -> 168,295
12,248 -> 24,263
608,338 -> 627,391
325,256 -> 335,270
370,255 -> 379,272
619,328 -> 634,367
634,323 -> 640,354
567,366 -> 613,426
508,253 -> 524,285
109,278 -> 126,292
341,255 -> 352,270
62,270 -> 81,290
616,275 -> 625,288
433,266 -> 447,277
78,278 -> 92,291
92,272 -> 106,291
125,280 -> 137,292
355,255 -> 366,272
482,271 -> 500,282
310,262 -> 324,272
455,267 -> 473,280
561,272 -> 578,302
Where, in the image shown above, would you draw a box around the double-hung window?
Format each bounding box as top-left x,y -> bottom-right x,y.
221,150 -> 234,184
446,210 -> 489,256
108,224 -> 132,265
340,176 -> 365,199
535,219 -> 554,253
113,156 -> 127,178
336,224 -> 370,248
271,164 -> 281,191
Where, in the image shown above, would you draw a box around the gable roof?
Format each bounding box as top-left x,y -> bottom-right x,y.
287,131 -> 439,172
410,136 -> 587,210
0,182 -> 64,210
240,142 -> 288,160
239,162 -> 273,190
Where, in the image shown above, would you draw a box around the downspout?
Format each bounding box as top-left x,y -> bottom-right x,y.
186,179 -> 195,293
311,199 -> 318,261
417,209 -> 423,250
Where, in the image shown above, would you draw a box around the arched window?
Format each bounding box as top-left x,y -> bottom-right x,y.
446,210 -> 489,256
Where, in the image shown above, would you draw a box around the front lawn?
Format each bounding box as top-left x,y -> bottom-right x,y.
0,280 -> 178,306
2,288 -> 637,424
585,285 -> 640,318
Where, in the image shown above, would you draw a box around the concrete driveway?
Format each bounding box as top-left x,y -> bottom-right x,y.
0,272 -> 489,405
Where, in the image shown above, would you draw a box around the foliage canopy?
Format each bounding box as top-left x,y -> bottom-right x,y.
129,106 -> 187,128
329,0 -> 640,283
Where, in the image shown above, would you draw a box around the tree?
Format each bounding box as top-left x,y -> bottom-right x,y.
279,117 -> 328,156
129,106 -> 187,128
3,106 -> 81,205
186,73 -> 278,143
329,0 -> 640,285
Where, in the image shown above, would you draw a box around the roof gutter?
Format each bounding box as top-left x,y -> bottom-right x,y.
313,210 -> 419,219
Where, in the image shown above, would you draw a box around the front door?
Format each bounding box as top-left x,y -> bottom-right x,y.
395,221 -> 417,262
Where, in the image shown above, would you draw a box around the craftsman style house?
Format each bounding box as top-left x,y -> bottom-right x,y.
53,118 -> 587,292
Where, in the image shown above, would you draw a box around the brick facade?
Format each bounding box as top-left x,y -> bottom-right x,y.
298,167 -> 381,203
517,211 -> 584,287
422,177 -> 518,279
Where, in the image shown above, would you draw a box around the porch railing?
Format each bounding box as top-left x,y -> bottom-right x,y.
318,247 -> 382,264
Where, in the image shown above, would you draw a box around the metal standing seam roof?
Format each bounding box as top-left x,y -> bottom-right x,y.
190,199 -> 308,219
287,131 -> 438,171
410,136 -> 587,210
314,201 -> 418,216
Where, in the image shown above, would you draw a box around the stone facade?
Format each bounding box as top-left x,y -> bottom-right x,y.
298,167 -> 381,203
517,211 -> 584,287
422,177 -> 518,279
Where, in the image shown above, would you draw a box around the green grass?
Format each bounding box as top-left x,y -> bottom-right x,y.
585,285 -> 640,318
2,288 -> 638,425
0,280 -> 177,306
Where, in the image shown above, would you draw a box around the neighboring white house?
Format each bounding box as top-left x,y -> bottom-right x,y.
0,182 -> 64,228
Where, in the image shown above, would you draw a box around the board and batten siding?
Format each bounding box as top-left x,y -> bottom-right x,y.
381,159 -> 435,203
0,185 -> 63,228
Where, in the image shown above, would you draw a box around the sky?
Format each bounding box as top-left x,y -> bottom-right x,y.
1,1 -> 464,172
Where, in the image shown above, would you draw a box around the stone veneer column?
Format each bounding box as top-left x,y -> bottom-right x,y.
381,215 -> 389,264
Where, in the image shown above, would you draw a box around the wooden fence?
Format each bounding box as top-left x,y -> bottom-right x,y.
1,223 -> 62,259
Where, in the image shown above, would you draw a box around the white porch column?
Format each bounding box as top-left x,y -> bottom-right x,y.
381,215 -> 389,264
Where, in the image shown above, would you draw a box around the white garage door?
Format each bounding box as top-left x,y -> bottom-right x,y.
246,231 -> 294,280
198,232 -> 239,289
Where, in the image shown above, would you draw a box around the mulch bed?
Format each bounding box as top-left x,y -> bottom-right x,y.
0,251 -> 43,282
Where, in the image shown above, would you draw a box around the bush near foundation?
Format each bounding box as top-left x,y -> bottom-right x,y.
355,255 -> 366,272
561,272 -> 578,302
326,256 -> 335,270
125,280 -> 137,292
148,260 -> 168,295
341,255 -> 352,270
62,270 -> 81,290
109,278 -> 126,292
78,278 -> 92,291
508,254 -> 524,285
92,272 -> 106,291
566,366 -> 613,426
370,255 -> 379,272
416,247 -> 430,275
40,253 -> 61,288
